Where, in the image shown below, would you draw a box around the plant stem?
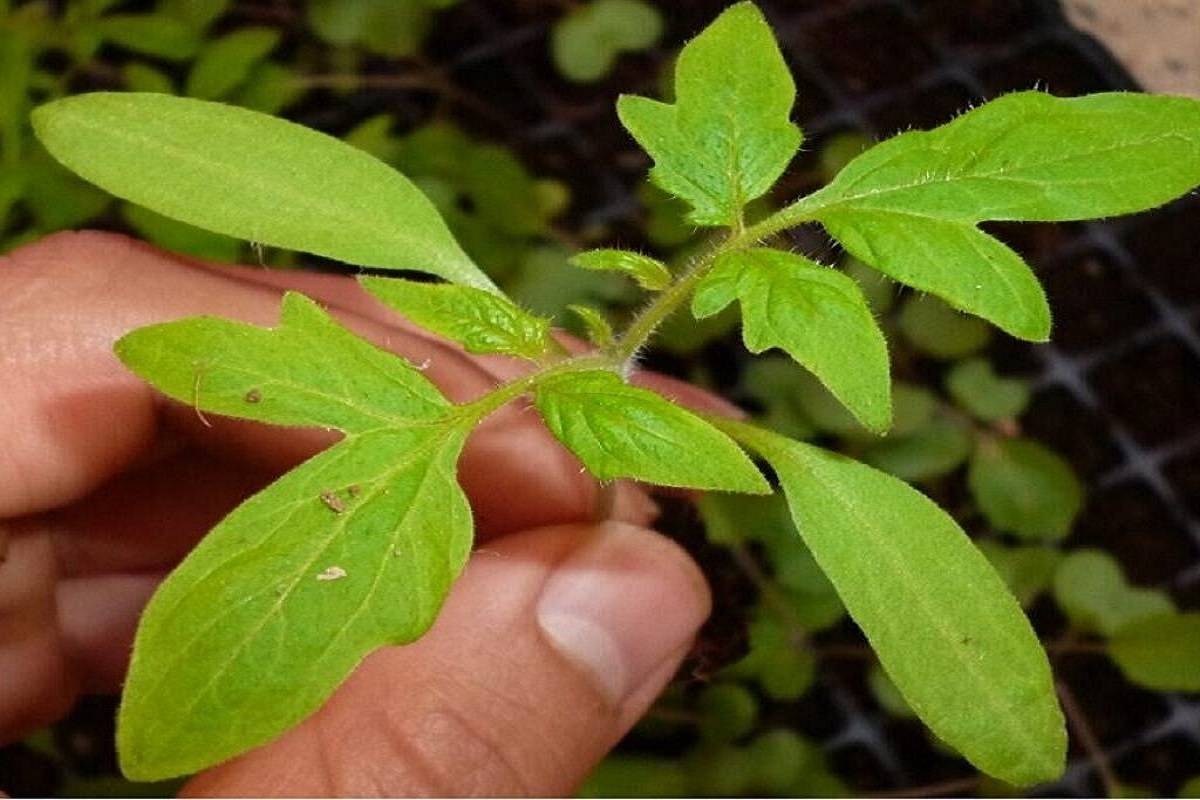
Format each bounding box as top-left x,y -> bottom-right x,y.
451,196 -> 822,423
1057,680 -> 1120,797
453,353 -> 609,424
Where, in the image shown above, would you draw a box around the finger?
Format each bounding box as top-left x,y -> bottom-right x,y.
0,528 -> 76,741
0,231 -> 647,535
186,522 -> 710,797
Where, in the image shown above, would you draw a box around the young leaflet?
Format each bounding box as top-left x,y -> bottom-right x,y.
31,0 -> 1200,785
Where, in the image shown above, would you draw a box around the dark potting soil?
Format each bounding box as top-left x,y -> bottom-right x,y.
4,0 -> 1200,797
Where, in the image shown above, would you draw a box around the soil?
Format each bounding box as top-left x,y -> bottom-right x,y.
3,0 -> 1199,797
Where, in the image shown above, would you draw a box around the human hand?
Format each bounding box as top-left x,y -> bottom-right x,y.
0,231 -> 717,795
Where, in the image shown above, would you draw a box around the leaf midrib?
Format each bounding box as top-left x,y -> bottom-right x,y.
55,101 -> 443,270
766,439 -> 1057,778
130,429 -> 458,758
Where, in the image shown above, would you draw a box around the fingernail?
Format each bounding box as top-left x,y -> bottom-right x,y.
536,524 -> 710,704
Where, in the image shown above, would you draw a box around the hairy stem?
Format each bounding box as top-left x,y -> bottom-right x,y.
452,197 -> 819,423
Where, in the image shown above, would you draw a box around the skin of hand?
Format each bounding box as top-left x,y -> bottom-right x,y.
0,231 -> 727,796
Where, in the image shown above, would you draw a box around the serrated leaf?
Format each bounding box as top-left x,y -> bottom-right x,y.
969,438 -> 1083,541
946,358 -> 1030,421
1052,549 -> 1174,637
32,93 -> 494,290
567,304 -> 615,348
617,3 -> 800,226
93,14 -> 202,60
115,292 -> 449,432
693,248 -> 891,432
118,422 -> 473,779
361,277 -> 552,360
534,370 -> 769,493
186,27 -> 280,100
551,0 -> 663,83
1108,613 -> 1200,692
787,91 -> 1200,340
571,248 -> 671,291
721,420 -> 1065,786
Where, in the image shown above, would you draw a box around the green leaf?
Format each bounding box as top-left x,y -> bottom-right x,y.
509,244 -> 637,317
744,730 -> 823,795
307,0 -> 434,55
361,277 -> 553,360
344,114 -> 401,163
726,611 -> 816,701
186,28 -> 280,100
693,248 -> 891,432
160,0 -> 229,29
897,294 -> 993,360
0,28 -> 33,166
684,745 -> 755,797
571,248 -> 672,291
969,438 -> 1084,541
868,663 -> 916,719
843,256 -> 896,314
617,2 -> 801,226
233,62 -> 303,115
93,14 -> 203,60
946,358 -> 1030,421
121,203 -> 242,262
787,91 -> 1200,339
115,292 -> 449,432
121,63 -> 175,94
977,541 -> 1062,608
567,304 -> 615,348
697,684 -> 758,742
1052,549 -> 1174,637
534,370 -> 769,493
32,93 -> 494,290
551,0 -> 663,83
720,420 -> 1065,786
1180,775 -> 1200,798
581,757 -> 687,798
861,416 -> 974,482
21,148 -> 110,230
118,422 -> 473,779
1108,613 -> 1200,692
358,1 -> 434,57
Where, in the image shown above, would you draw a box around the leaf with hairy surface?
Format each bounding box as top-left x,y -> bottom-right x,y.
718,419 -> 1065,786
784,91 -> 1200,339
693,248 -> 891,432
535,370 -> 769,493
617,2 -> 800,226
33,93 -> 494,289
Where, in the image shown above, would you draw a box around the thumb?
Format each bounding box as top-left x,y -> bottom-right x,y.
184,522 -> 711,797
